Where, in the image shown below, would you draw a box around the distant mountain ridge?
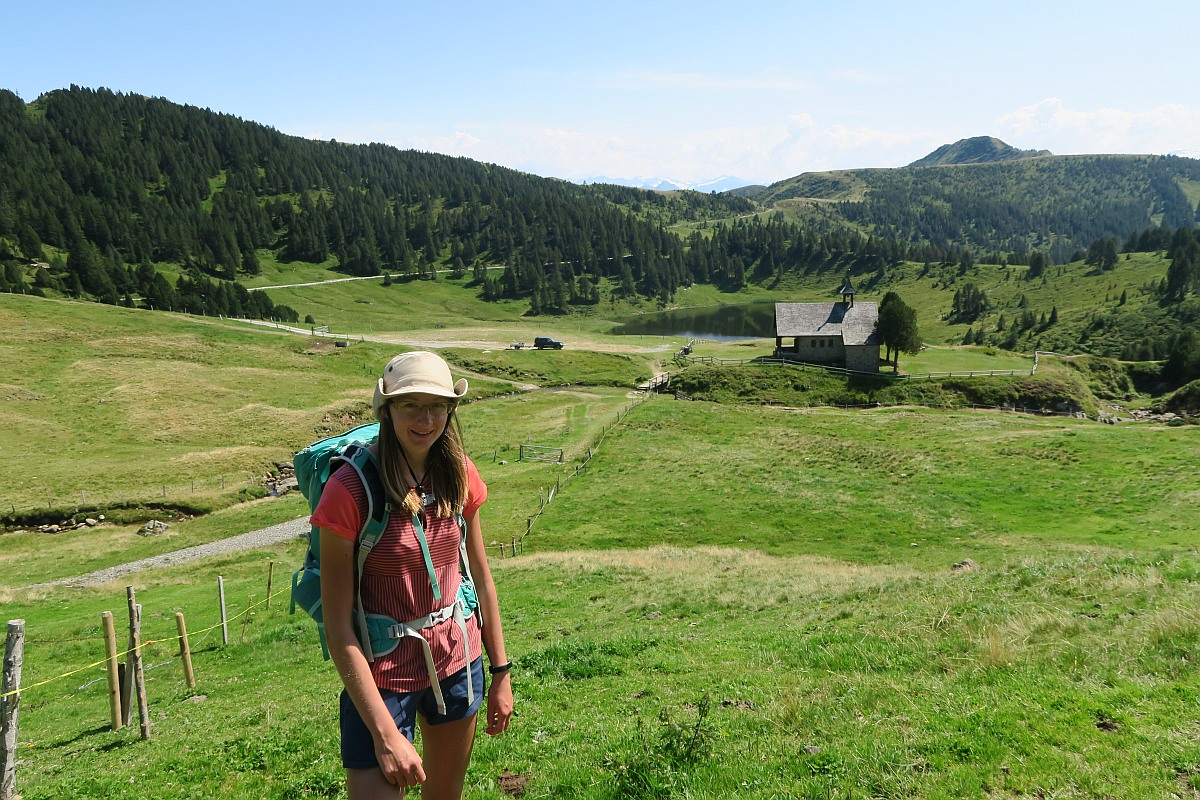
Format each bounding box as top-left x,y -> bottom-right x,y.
908,136 -> 1052,168
582,174 -> 751,193
740,137 -> 1200,261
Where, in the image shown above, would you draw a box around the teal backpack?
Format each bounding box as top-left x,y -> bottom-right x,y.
290,422 -> 480,714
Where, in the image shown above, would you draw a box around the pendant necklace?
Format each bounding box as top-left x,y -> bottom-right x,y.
397,446 -> 429,497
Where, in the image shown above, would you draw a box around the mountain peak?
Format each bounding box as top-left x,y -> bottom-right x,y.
908,136 -> 1052,168
580,175 -> 750,193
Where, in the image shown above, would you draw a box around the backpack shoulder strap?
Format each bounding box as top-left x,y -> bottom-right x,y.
336,443 -> 390,661
410,510 -> 443,603
339,443 -> 389,548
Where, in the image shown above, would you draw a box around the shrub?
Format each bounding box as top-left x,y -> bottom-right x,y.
605,699 -> 715,799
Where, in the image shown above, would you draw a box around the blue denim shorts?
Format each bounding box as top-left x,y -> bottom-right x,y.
340,657 -> 485,769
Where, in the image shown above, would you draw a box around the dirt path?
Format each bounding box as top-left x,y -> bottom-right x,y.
232,318 -> 676,355
33,517 -> 311,589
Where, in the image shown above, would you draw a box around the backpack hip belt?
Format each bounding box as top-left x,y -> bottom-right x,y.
364,593 -> 475,716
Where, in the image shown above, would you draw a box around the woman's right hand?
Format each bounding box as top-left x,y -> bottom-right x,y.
376,730 -> 426,788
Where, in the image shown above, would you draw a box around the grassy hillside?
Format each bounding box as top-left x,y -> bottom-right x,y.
907,136 -> 1052,167
5,394 -> 1200,798
861,251 -> 1174,354
248,269 -> 793,344
0,295 -> 398,519
251,246 -> 1179,363
1,270 -> 1173,529
258,271 -> 527,333
532,400 -> 1200,558
742,153 -> 1200,260
0,294 -> 646,524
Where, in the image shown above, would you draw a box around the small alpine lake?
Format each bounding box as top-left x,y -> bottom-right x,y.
610,300 -> 777,341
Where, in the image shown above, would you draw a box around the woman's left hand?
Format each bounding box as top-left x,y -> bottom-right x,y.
485,672 -> 514,735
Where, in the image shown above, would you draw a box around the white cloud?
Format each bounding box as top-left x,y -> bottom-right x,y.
302,114 -> 946,185
767,118 -> 937,175
997,98 -> 1200,155
299,98 -> 1200,191
787,114 -> 816,131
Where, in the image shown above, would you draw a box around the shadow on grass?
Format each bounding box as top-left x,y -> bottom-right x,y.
45,724 -> 117,749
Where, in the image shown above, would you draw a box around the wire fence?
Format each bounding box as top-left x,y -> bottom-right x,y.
1,579 -> 287,706
514,392 -> 652,549
676,354 -> 1032,380
0,569 -> 300,797
674,349 -> 1078,381
747,399 -> 1094,419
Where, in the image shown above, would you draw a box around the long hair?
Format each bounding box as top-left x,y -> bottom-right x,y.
377,404 -> 468,518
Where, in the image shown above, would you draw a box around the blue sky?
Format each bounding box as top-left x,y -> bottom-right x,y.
6,0 -> 1199,186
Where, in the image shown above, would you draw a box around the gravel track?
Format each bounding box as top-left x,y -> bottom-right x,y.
34,516 -> 310,589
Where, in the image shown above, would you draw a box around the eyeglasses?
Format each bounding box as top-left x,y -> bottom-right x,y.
391,400 -> 455,417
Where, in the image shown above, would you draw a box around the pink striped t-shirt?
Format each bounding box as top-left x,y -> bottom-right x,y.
310,457 -> 487,692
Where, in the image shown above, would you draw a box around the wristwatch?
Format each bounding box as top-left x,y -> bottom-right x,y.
488,661 -> 513,675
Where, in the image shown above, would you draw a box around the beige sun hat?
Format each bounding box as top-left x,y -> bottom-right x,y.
372,351 -> 468,418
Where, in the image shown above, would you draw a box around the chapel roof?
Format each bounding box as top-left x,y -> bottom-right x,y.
774,301 -> 880,345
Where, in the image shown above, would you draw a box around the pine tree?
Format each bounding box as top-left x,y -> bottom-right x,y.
877,291 -> 921,372
619,262 -> 636,297
1164,330 -> 1200,386
1026,252 -> 1046,280
241,248 -> 260,276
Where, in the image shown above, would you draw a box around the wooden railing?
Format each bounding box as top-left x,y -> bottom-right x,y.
638,373 -> 670,392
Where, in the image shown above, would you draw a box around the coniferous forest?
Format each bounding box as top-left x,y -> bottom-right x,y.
0,87 -> 976,313
744,145 -> 1200,264
2,86 -> 1200,387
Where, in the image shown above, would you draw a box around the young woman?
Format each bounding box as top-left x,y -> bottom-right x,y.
311,351 -> 513,799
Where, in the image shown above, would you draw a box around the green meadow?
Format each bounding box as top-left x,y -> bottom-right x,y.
0,295 -> 648,522
2,291 -> 1199,799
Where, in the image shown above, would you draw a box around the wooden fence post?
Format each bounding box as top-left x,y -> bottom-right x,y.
2,620 -> 25,800
218,576 -> 229,645
176,613 -> 195,689
265,561 -> 275,610
126,589 -> 151,740
101,611 -> 122,731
